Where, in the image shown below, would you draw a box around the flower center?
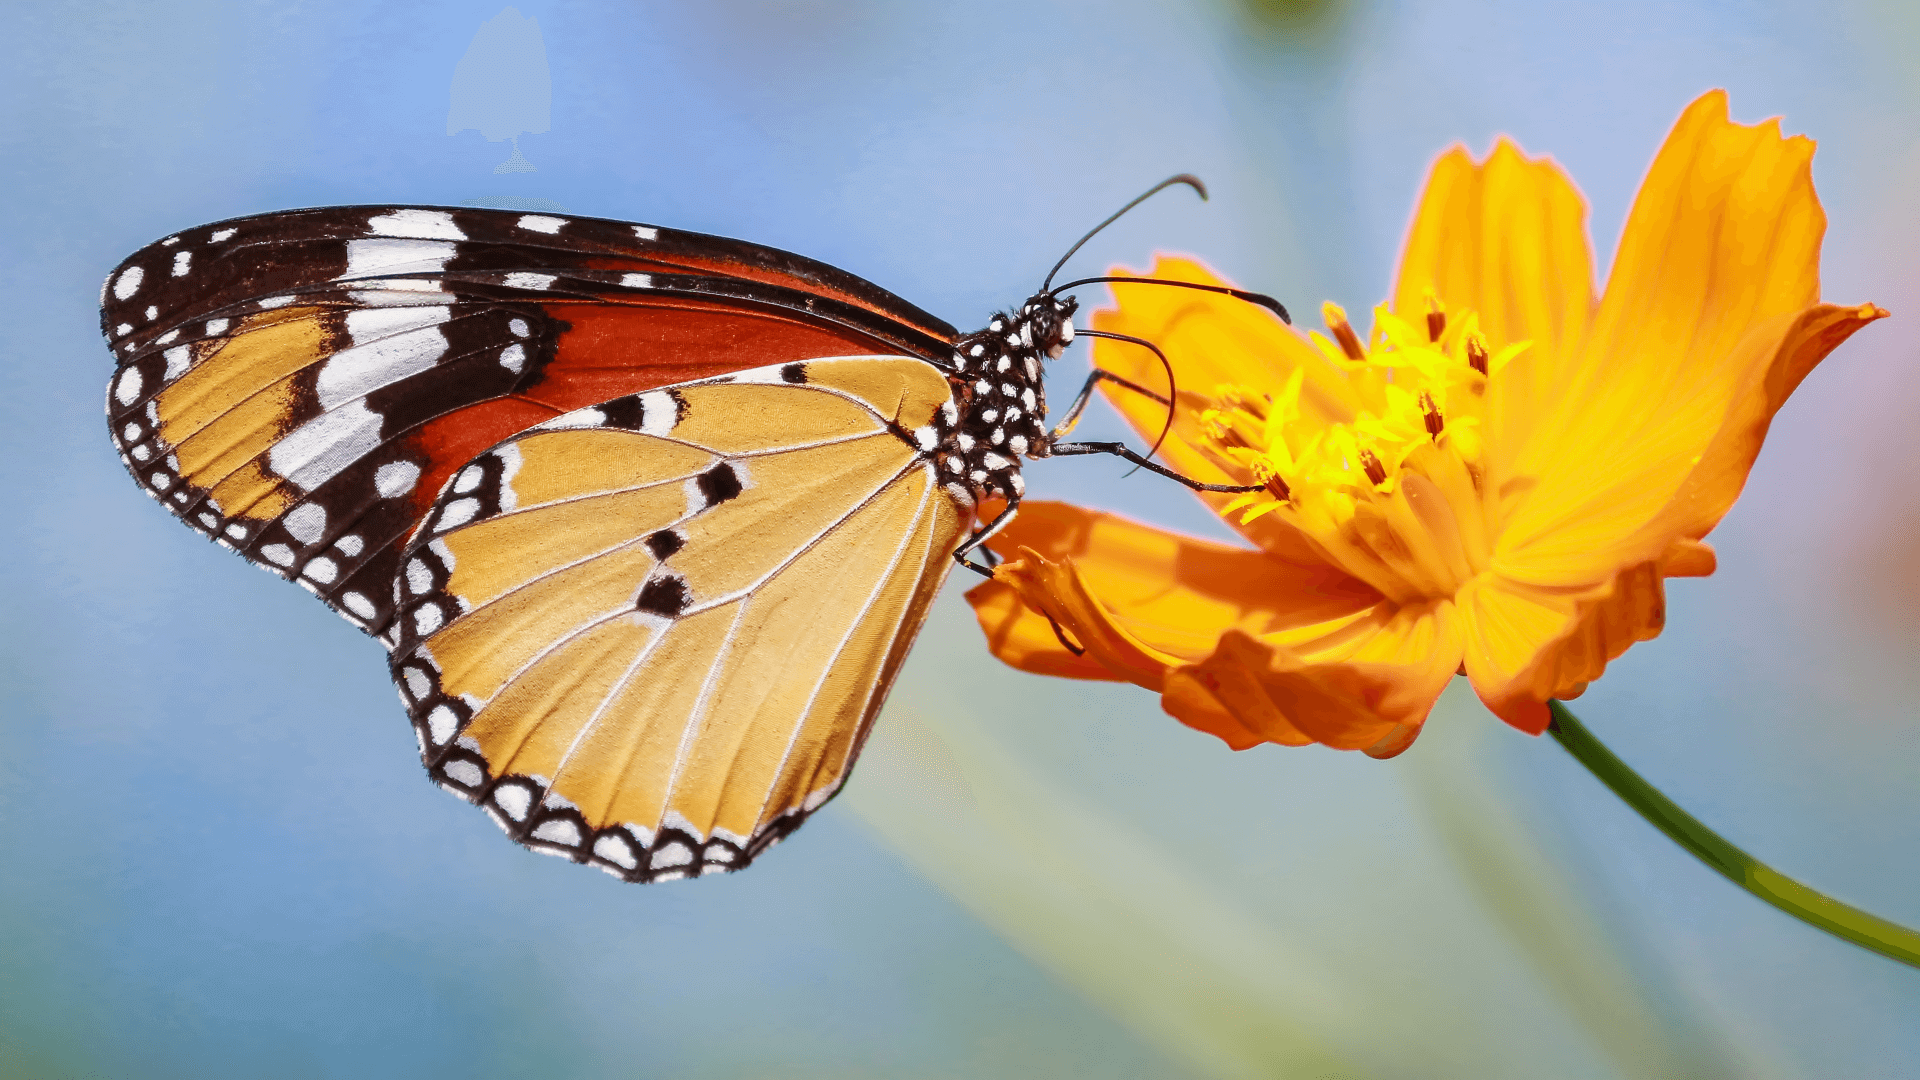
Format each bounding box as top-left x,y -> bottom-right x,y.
1193,296 -> 1530,604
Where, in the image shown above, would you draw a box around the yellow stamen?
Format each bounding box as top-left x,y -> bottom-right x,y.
1360,448 -> 1387,487
1424,291 -> 1445,342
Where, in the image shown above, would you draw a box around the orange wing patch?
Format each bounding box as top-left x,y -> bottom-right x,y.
388,357 -> 970,881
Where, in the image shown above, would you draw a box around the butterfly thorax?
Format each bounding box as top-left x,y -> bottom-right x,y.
935,292 -> 1077,507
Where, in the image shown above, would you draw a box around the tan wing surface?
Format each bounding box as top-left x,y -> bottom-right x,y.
388,356 -> 968,881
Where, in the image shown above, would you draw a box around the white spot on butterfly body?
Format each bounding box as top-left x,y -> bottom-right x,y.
1021,388 -> 1036,411
303,556 -> 338,584
413,602 -> 444,635
402,666 -> 431,701
651,842 -> 693,869
503,272 -> 557,291
130,444 -> 151,462
443,759 -> 484,788
374,460 -> 421,498
632,225 -> 658,241
114,323 -> 133,337
225,523 -> 248,540
554,406 -> 606,428
639,391 -> 677,436
284,502 -> 327,544
425,705 -> 459,745
171,251 -> 192,277
1009,434 -> 1030,455
367,209 -> 466,241
258,295 -> 295,309
163,346 -> 191,380
156,330 -> 179,345
269,401 -> 384,491
453,466 -> 484,494
532,819 -> 582,847
335,534 -> 364,557
997,356 -> 1011,373
508,318 -> 529,337
913,426 -> 937,451
317,309 -> 452,409
620,273 -> 652,289
339,239 -> 456,281
144,305 -> 158,321
594,833 -> 638,869
438,498 -> 481,531
941,401 -> 958,425
210,228 -> 237,243
205,318 -> 229,335
260,543 -> 296,567
493,783 -> 533,821
112,266 -> 144,300
406,558 -> 433,596
493,446 -> 521,512
981,452 -> 1012,471
498,344 -> 526,373
516,215 -> 567,234
114,367 -> 143,406
161,236 -> 179,246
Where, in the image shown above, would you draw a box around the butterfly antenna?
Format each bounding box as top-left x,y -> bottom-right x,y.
1041,174 -> 1208,293
1076,329 -> 1179,472
1048,276 -> 1291,324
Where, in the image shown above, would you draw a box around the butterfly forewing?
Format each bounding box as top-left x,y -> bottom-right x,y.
388,357 -> 967,880
103,206 -> 959,636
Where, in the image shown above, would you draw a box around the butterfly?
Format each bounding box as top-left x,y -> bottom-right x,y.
101,178 -> 1288,882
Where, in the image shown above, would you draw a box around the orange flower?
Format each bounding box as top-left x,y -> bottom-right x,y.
969,91 -> 1886,756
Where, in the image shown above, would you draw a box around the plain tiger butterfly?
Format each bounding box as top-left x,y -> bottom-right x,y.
100,178 -> 1289,882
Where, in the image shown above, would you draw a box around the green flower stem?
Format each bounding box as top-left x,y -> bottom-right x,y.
1547,700 -> 1920,969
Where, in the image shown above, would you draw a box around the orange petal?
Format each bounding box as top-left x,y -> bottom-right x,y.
1458,561 -> 1674,734
963,501 -> 1380,682
1503,91 -> 1836,558
965,576 -> 1123,682
1498,301 -> 1886,587
1391,137 -> 1597,473
1163,600 -> 1463,755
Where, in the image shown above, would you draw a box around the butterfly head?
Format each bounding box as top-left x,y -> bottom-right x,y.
1020,292 -> 1079,360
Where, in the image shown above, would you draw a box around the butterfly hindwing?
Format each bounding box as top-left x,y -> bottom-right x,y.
103,207 -> 960,636
388,357 -> 968,880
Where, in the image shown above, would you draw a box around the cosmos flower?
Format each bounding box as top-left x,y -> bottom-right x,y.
969,90 -> 1886,757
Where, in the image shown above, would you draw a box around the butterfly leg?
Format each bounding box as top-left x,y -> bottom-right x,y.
952,496 -> 1021,579
1046,440 -> 1262,494
1048,368 -> 1170,440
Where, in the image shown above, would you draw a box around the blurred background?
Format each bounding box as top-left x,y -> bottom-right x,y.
3,1 -> 1916,1076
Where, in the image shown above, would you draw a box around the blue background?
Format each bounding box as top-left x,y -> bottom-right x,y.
3,1 -> 1916,1076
